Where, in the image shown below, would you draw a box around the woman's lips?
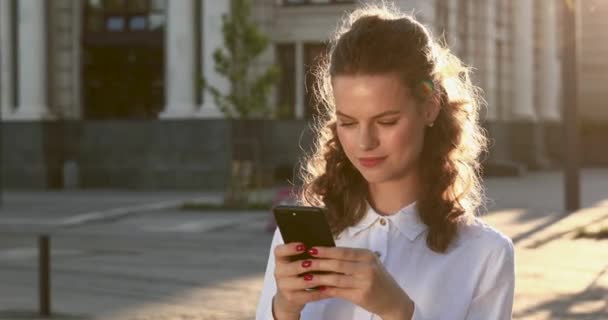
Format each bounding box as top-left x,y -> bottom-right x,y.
358,156 -> 387,168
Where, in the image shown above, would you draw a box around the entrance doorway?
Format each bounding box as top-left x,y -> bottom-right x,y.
82,0 -> 165,119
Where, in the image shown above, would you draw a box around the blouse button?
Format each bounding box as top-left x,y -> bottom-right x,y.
379,218 -> 387,226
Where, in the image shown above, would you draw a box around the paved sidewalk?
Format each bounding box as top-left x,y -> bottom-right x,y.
482,169 -> 608,319
0,190 -> 224,229
0,169 -> 606,319
513,235 -> 608,319
485,205 -> 608,319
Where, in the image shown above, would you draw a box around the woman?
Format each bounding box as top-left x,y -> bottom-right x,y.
257,4 -> 514,320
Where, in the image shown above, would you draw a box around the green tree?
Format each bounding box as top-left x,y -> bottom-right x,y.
202,0 -> 280,118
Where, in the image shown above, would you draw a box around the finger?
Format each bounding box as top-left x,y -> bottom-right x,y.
277,273 -> 332,292
274,242 -> 307,263
309,246 -> 376,262
305,258 -> 363,276
280,257 -> 359,278
276,258 -> 316,277
302,272 -> 359,290
278,288 -> 332,306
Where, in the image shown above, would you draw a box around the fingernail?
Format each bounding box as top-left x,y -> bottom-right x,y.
296,244 -> 306,252
318,286 -> 327,291
308,248 -> 318,256
301,260 -> 312,268
303,274 -> 314,281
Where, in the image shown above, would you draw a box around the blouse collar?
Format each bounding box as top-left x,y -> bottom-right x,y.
344,201 -> 427,241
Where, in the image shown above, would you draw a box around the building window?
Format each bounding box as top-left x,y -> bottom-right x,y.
85,0 -> 166,33
282,0 -> 354,6
275,42 -> 327,119
106,16 -> 126,31
304,42 -> 327,120
276,44 -> 296,119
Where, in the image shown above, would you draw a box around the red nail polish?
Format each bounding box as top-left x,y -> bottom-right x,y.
301,260 -> 312,268
296,244 -> 305,252
303,274 -> 314,281
308,248 -> 318,256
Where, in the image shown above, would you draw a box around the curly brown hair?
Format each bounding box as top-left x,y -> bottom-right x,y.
297,4 -> 488,253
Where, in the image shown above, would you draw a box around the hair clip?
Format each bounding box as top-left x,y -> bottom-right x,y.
420,79 -> 435,95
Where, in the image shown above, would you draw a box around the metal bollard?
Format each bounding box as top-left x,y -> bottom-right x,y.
39,235 -> 51,317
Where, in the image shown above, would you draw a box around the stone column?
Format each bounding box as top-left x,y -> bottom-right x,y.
475,0 -> 524,176
538,0 -> 561,121
534,0 -> 561,167
510,0 -> 551,169
0,0 -> 14,117
13,0 -> 51,120
72,0 -> 83,119
511,0 -> 536,120
464,0 -> 476,68
197,0 -> 228,118
474,0 -> 497,121
160,0 -> 197,118
294,42 -> 305,119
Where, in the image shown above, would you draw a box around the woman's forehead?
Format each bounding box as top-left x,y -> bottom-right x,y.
333,74 -> 411,97
333,74 -> 416,115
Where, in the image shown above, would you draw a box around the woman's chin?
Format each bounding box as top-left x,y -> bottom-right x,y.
358,166 -> 413,185
359,171 -> 391,184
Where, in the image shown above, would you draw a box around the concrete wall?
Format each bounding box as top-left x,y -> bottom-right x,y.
1,120 -> 315,190
2,120 -> 607,190
76,120 -> 232,189
2,122 -> 51,188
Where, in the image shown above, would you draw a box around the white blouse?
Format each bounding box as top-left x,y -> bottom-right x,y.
256,202 -> 515,320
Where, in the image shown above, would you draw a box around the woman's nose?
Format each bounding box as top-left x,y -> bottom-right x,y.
358,127 -> 378,150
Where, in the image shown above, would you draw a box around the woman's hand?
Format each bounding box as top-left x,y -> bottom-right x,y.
272,242 -> 331,318
302,246 -> 415,320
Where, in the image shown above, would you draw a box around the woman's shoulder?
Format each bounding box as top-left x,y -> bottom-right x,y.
454,215 -> 514,259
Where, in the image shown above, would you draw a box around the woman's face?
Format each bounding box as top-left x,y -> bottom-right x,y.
333,73 -> 433,185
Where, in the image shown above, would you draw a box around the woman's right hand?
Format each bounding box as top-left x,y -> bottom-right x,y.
272,242 -> 328,318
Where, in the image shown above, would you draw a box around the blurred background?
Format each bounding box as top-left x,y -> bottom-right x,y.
0,0 -> 606,319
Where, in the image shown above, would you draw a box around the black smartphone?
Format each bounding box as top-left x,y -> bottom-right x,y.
273,205 -> 336,261
273,205 -> 337,291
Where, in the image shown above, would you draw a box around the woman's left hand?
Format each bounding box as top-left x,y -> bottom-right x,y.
304,246 -> 414,319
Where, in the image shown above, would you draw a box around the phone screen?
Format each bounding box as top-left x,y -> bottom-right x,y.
273,205 -> 336,260
273,205 -> 338,291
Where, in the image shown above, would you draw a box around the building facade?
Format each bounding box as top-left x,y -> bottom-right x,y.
0,0 -> 605,189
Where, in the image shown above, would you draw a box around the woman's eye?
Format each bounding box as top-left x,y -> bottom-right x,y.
339,122 -> 355,127
378,120 -> 398,126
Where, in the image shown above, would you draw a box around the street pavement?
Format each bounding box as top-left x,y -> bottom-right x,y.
0,191 -> 223,231
0,169 -> 607,319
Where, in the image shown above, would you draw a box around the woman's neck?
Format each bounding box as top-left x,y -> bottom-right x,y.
367,173 -> 420,216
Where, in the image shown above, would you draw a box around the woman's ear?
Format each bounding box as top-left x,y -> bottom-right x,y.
425,97 -> 441,125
